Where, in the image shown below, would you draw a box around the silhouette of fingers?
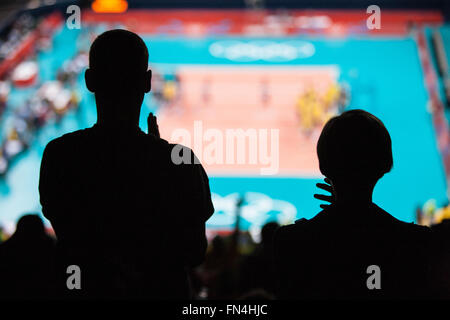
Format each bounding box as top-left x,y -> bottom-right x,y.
147,112 -> 160,138
313,193 -> 333,202
314,178 -> 335,206
316,183 -> 332,193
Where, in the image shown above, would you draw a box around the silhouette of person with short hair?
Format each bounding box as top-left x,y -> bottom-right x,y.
274,109 -> 431,299
0,214 -> 56,299
39,29 -> 214,299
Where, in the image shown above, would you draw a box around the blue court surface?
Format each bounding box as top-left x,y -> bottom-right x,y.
0,23 -> 447,234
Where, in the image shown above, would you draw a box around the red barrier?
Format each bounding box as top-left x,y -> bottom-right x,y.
0,12 -> 62,79
416,28 -> 450,195
0,32 -> 38,79
81,9 -> 443,37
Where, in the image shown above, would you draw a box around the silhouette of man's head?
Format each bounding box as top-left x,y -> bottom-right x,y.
317,109 -> 393,187
15,214 -> 46,238
85,29 -> 152,126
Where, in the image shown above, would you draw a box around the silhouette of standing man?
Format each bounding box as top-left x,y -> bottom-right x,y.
39,30 -> 214,299
274,110 -> 431,299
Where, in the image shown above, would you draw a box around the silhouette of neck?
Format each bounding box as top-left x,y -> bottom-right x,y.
95,92 -> 141,133
332,178 -> 375,208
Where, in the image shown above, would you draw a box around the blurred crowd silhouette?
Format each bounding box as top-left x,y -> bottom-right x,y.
2,211 -> 450,300
1,29 -> 450,300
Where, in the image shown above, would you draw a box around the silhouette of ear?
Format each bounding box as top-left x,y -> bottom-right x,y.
85,68 -> 96,93
144,69 -> 152,93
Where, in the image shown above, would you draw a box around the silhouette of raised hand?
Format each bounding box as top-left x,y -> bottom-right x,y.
313,177 -> 335,209
147,112 -> 160,138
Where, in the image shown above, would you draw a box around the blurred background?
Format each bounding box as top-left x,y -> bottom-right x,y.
0,0 -> 450,249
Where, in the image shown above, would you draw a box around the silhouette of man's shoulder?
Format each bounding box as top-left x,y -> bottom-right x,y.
369,204 -> 431,242
273,217 -> 311,251
43,128 -> 89,153
44,127 -> 202,163
275,204 -> 431,247
41,127 -> 186,173
274,208 -> 330,238
40,126 -> 213,215
44,127 -> 167,149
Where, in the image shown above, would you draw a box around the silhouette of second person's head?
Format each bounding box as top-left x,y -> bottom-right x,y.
317,109 -> 393,205
85,29 -> 152,129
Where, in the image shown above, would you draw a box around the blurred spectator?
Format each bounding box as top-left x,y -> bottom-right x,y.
0,214 -> 56,299
0,225 -> 4,243
238,222 -> 279,297
196,235 -> 235,299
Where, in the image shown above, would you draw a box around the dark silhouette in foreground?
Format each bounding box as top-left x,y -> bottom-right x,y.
429,220 -> 450,298
274,109 -> 431,299
39,30 -> 214,299
238,222 -> 279,298
0,214 -> 56,299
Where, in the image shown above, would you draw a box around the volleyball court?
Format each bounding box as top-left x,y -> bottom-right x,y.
156,65 -> 341,176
